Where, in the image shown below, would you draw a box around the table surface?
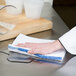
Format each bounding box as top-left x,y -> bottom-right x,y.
0,3 -> 73,76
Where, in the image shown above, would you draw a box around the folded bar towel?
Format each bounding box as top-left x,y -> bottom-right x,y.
8,34 -> 66,63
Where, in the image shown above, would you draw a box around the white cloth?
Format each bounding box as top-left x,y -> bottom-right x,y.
59,26 -> 76,55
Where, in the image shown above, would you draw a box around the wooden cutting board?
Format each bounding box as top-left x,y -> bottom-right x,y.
0,0 -> 5,5
0,9 -> 53,41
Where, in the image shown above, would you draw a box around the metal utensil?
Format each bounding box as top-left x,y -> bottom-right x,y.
0,5 -> 16,35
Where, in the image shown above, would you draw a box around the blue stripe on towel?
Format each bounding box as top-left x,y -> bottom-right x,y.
34,54 -> 62,60
18,48 -> 29,52
8,45 -> 29,52
8,45 -> 17,50
8,45 -> 62,61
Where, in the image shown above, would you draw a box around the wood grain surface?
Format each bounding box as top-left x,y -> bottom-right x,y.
0,0 -> 5,5
0,9 -> 53,41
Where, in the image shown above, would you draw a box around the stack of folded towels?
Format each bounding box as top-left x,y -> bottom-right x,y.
8,34 -> 66,64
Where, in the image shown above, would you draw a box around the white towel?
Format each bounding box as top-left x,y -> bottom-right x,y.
8,34 -> 66,63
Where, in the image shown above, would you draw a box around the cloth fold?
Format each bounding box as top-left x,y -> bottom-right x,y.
8,34 -> 66,64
